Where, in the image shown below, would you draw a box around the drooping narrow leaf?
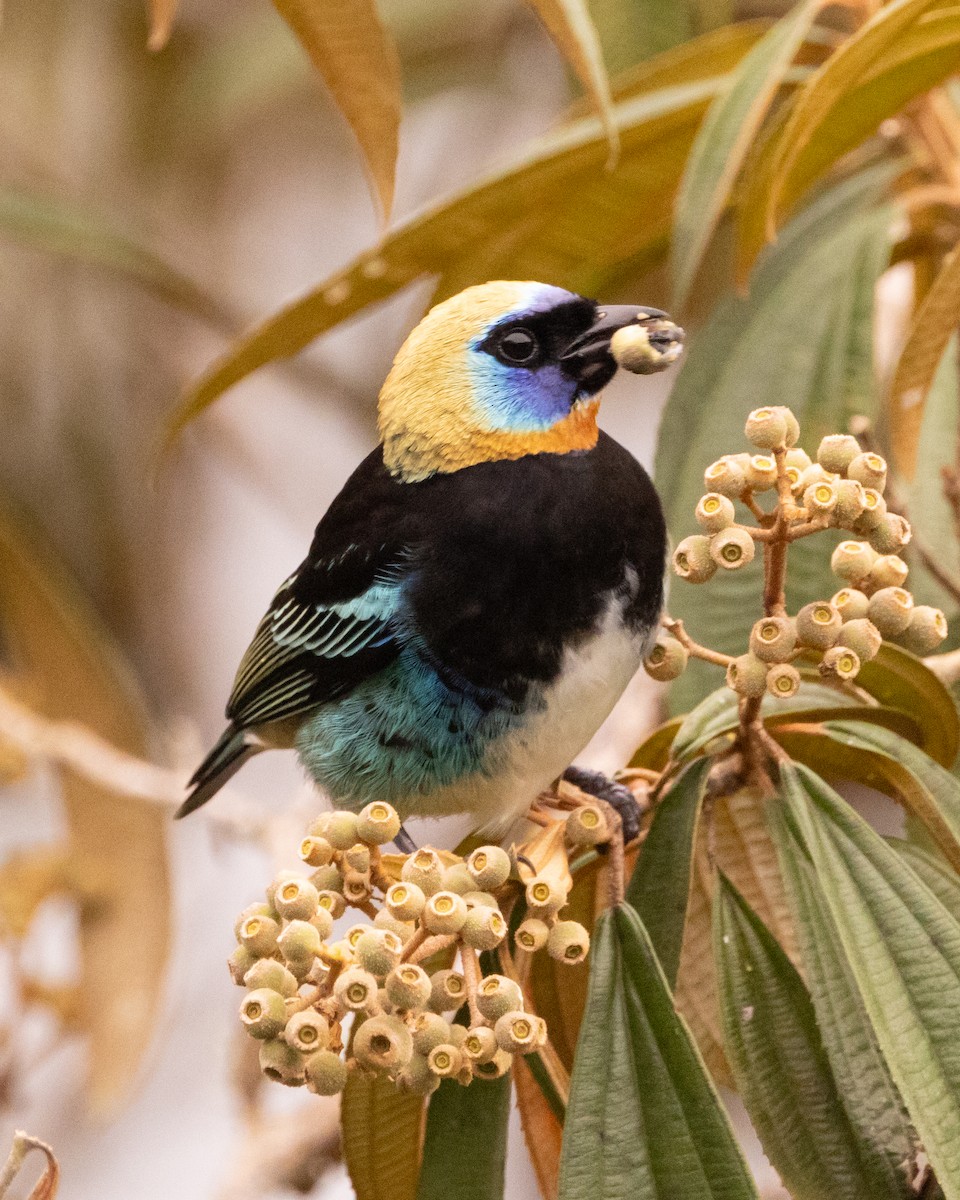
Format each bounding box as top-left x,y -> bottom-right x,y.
656,173 -> 893,710
770,814 -> 917,1198
167,65 -> 739,442
147,0 -> 179,50
779,761 -> 960,1199
672,0 -> 824,308
525,0 -> 618,161
714,872 -> 888,1200
888,838 -> 960,924
416,1075 -> 511,1200
559,903 -> 758,1200
272,0 -> 402,221
763,0 -> 960,232
890,247 -> 960,479
822,721 -> 960,868
514,1054 -> 565,1200
341,1072 -> 424,1200
626,756 -> 711,987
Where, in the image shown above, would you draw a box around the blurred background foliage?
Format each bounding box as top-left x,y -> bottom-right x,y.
4,0 -> 960,1197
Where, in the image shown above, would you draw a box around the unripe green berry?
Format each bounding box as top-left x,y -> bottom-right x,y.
309,864 -> 343,893
836,618 -> 882,663
494,1011 -> 539,1055
695,492 -> 736,532
547,920 -> 590,965
463,1026 -> 499,1064
299,835 -> 334,868
673,535 -> 716,583
515,918 -> 551,953
396,1053 -> 441,1096
831,540 -> 877,584
240,988 -> 287,1039
342,871 -> 372,904
355,929 -> 403,978
832,588 -> 870,622
441,864 -> 478,896
867,587 -> 914,637
847,451 -> 887,492
745,407 -> 788,450
234,903 -> 275,941
710,527 -> 756,570
832,479 -> 867,527
476,975 -> 523,1023
278,919 -> 322,964
265,871 -> 301,909
411,1011 -> 453,1054
307,813 -> 332,838
284,1009 -> 331,1053
373,910 -> 414,941
304,1049 -> 348,1095
316,889 -> 346,919
565,804 -> 609,846
766,663 -> 801,699
428,970 -> 466,1013
401,848 -> 444,895
354,1015 -> 413,1071
797,463 -> 833,493
463,891 -> 499,909
334,967 -> 380,1013
461,906 -> 508,951
310,907 -> 335,942
275,877 -> 320,921
356,801 -> 401,845
423,891 -> 469,934
644,635 -> 689,681
726,653 -> 768,699
703,456 -> 747,498
820,645 -> 861,680
900,605 -> 949,654
385,963 -> 432,1011
259,1038 -> 304,1085
863,554 -> 908,593
525,876 -> 566,916
796,601 -> 842,649
386,881 -> 426,921
239,914 -> 281,958
466,846 -> 512,891
427,1043 -> 463,1078
817,434 -> 860,474
785,446 -> 812,473
803,479 -> 839,517
344,923 -> 369,950
228,946 -> 258,985
749,616 -> 797,663
852,489 -> 887,532
745,454 -> 777,492
244,958 -> 299,998
869,513 -> 911,555
472,1049 -> 514,1079
325,811 -> 360,850
343,843 -> 371,873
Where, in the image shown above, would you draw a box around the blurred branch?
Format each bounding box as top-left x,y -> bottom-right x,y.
214,1101 -> 340,1200
0,1131 -> 59,1200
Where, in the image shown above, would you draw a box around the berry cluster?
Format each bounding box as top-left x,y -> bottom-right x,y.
643,406 -> 947,696
229,802 -> 599,1097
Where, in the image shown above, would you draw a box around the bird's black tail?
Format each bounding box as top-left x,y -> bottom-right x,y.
176,725 -> 261,818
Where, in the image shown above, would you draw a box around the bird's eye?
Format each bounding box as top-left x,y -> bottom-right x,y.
497,327 -> 539,365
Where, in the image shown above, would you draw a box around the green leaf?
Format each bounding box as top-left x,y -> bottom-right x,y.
765,0 -> 960,229
854,643 -> 960,768
559,902 -> 758,1200
671,0 -> 823,308
526,0 -> 618,161
272,0 -> 401,221
626,756 -> 711,987
342,1073 -> 424,1200
887,838 -> 960,925
656,175 -> 893,710
778,761 -> 960,1199
770,815 -> 918,1198
417,1075 -> 511,1200
168,65 -> 738,442
586,0 -> 693,76
714,872 -> 890,1200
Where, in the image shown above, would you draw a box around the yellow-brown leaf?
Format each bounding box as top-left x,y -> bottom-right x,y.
146,0 -> 179,51
515,1055 -> 564,1200
340,1072 -> 424,1200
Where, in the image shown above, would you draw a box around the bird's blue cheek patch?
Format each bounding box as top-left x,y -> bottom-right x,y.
468,353 -> 576,433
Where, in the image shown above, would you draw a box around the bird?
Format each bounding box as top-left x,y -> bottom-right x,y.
178,281 -> 676,844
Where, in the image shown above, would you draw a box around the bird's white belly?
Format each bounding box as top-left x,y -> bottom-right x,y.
416,596 -> 648,834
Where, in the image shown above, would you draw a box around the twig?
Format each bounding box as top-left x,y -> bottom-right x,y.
460,944 -> 484,1029
662,617 -> 734,669
0,1131 -> 59,1200
407,933 -> 458,965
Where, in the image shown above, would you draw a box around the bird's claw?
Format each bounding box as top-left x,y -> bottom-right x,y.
562,765 -> 642,843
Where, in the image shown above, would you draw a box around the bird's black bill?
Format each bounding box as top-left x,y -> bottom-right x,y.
560,305 -> 676,393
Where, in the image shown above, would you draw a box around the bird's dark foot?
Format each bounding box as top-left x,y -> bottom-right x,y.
393,824 -> 418,855
562,766 -> 642,844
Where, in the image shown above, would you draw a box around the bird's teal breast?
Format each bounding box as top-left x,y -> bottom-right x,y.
293,647 -> 524,812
